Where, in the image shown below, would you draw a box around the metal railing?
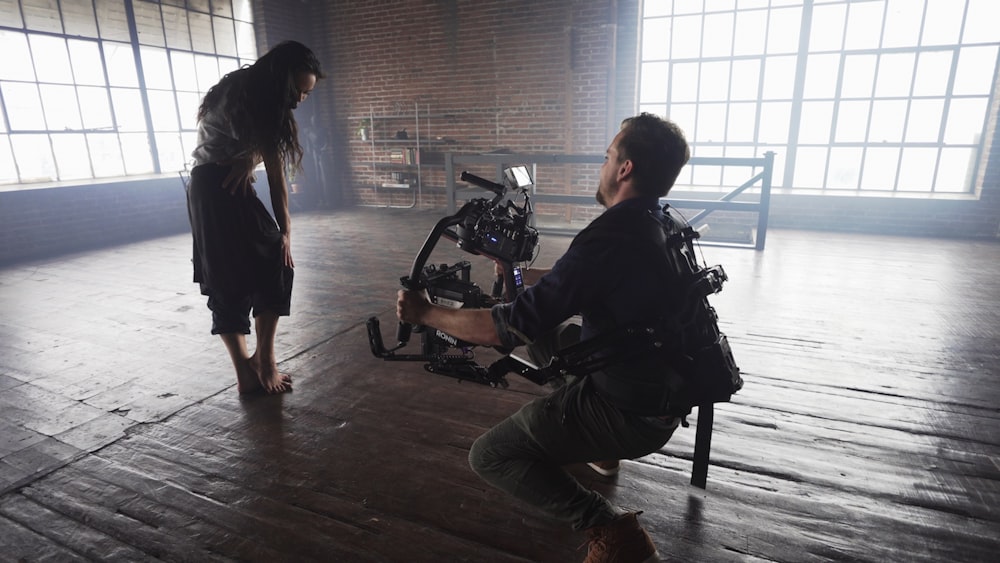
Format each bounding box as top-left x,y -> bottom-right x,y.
445,151 -> 775,250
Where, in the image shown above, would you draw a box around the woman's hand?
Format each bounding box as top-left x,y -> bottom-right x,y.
281,232 -> 294,268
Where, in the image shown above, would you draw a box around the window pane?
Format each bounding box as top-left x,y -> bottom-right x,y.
171,51 -> 199,91
213,15 -> 237,57
120,132 -> 154,174
212,0 -> 233,18
699,61 -> 730,102
31,35 -> 75,84
834,100 -> 869,143
10,134 -> 57,181
2,82 -> 45,130
51,133 -> 92,180
235,20 -> 256,60
147,90 -> 179,131
936,147 -> 976,192
140,46 -> 173,90
726,102 -> 757,142
827,147 -> 862,189
0,135 -> 16,183
134,0 -> 164,47
874,52 -> 915,98
188,0 -> 210,13
761,55 -> 796,99
691,144 -> 722,186
1,0 -> 25,29
104,41 -> 139,87
77,86 -> 114,130
694,103 -> 726,143
758,101 -> 791,143
162,5 -> 191,50
190,11 -> 215,53
897,147 -> 937,191
640,61 -> 668,104
95,0 -> 130,42
155,131 -> 185,172
953,46 -> 999,96
22,0 -> 62,33
110,88 -> 147,132
912,50 -> 952,97
882,0 -> 922,49
944,98 -> 988,144
868,99 -> 907,143
39,84 -> 82,130
642,18 -> 670,60
734,9 -> 767,55
181,130 -> 198,165
803,53 -> 839,99
798,101 -> 833,144
766,7 -> 801,54
87,132 -> 125,177
0,31 -> 35,80
844,1 -> 884,51
905,98 -> 943,142
177,91 -> 201,130
861,147 -> 899,190
840,54 -> 875,98
730,59 -> 760,100
669,104 -> 697,146
793,146 -> 827,188
921,0 -> 963,46
671,62 -> 699,102
67,39 -> 106,86
671,14 -> 701,59
61,0 -> 98,38
702,11 -> 734,58
809,3 -> 845,52
963,0 -> 1000,43
233,0 -> 254,23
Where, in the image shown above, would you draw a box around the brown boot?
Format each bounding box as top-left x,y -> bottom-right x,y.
583,511 -> 658,562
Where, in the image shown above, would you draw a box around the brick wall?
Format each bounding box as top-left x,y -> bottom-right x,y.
0,0 -> 997,266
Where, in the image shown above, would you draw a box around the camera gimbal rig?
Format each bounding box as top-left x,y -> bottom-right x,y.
366,166 -> 546,388
366,166 -> 741,403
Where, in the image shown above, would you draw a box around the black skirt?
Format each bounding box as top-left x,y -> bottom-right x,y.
186,163 -> 290,308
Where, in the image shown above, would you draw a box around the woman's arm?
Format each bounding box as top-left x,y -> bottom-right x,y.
261,149 -> 294,268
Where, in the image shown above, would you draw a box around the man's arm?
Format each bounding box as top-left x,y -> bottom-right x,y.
397,289 -> 502,346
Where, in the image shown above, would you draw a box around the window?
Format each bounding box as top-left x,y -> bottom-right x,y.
639,0 -> 1000,194
0,0 -> 256,187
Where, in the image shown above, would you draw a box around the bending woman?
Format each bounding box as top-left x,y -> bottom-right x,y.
186,41 -> 323,394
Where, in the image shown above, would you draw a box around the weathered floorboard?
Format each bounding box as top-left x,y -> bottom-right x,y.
0,208 -> 998,562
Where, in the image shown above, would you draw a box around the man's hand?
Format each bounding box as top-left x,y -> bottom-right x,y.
397,289 -> 431,325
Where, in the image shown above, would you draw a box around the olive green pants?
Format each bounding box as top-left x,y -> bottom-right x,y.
468,377 -> 679,530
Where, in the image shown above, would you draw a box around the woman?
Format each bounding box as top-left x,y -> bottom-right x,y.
186,41 -> 323,394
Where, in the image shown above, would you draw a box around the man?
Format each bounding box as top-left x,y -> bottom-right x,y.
396,113 -> 690,562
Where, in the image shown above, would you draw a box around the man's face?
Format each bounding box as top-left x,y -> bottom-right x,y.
596,132 -> 623,207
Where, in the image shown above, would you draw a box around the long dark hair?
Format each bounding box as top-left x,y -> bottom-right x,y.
197,41 -> 324,170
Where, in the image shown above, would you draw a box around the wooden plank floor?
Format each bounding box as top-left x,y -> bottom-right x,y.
1,207 -> 998,562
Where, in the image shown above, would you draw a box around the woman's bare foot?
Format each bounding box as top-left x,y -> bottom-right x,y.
236,358 -> 263,394
249,353 -> 292,394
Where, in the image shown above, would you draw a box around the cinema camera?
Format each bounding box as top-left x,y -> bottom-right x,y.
366,166 -> 545,388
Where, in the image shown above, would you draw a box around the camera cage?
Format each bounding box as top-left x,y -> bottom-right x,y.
366,166 -> 543,387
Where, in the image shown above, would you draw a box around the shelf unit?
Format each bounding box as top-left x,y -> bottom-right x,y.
355,102 -> 451,208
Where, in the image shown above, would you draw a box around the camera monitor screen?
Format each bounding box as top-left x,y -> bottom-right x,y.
505,165 -> 533,189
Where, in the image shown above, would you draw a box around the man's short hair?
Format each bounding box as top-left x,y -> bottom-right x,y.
617,113 -> 690,198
